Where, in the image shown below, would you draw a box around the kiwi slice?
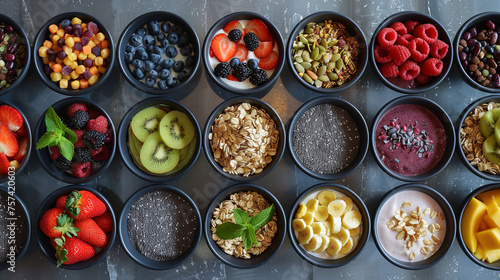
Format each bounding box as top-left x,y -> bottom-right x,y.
166,138 -> 197,175
483,135 -> 500,165
140,131 -> 180,174
128,126 -> 144,168
159,110 -> 195,149
479,108 -> 500,138
131,107 -> 167,142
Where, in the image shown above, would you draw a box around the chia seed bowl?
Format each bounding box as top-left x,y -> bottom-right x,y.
288,96 -> 369,180
119,184 -> 202,270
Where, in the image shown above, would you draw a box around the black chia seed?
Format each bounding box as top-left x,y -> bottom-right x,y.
292,104 -> 360,174
127,190 -> 198,261
0,191 -> 28,263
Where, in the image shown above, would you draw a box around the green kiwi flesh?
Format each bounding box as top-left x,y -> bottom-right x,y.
159,110 -> 195,149
131,107 -> 167,142
140,131 -> 179,174
483,134 -> 500,165
166,138 -> 197,175
479,108 -> 500,138
128,126 -> 144,168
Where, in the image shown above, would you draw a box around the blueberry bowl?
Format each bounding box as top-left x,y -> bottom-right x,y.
117,11 -> 200,94
202,11 -> 285,95
33,12 -> 114,95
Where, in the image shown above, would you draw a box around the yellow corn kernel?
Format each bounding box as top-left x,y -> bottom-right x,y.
63,45 -> 73,55
42,56 -> 49,64
77,52 -> 87,61
94,56 -> 103,66
62,74 -> 71,81
50,72 -> 62,82
65,37 -> 75,48
71,17 -> 82,25
52,34 -> 60,45
59,79 -> 69,89
63,57 -> 72,66
87,40 -> 96,49
55,58 -> 63,64
76,65 -> 86,75
100,48 -> 110,59
96,32 -> 105,41
56,28 -> 65,38
38,46 -> 49,57
87,53 -> 96,61
70,61 -> 78,70
70,70 -> 79,80
98,66 -> 107,74
88,75 -> 99,85
93,36 -> 101,45
70,80 -> 80,89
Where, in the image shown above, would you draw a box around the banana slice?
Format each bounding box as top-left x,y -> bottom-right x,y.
339,237 -> 354,255
322,221 -> 331,236
318,190 -> 337,206
342,210 -> 362,229
313,235 -> 330,253
298,225 -> 313,245
326,237 -> 343,256
306,199 -> 319,213
303,234 -> 322,252
295,204 -> 307,219
349,226 -> 361,237
292,219 -> 307,232
328,199 -> 347,217
338,196 -> 353,215
333,227 -> 350,246
311,222 -> 327,235
331,216 -> 342,234
315,206 -> 329,221
302,211 -> 314,225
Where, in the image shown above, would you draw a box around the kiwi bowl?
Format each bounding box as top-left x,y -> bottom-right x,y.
118,96 -> 201,182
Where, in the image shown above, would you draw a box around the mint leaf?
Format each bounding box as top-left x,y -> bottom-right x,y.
233,208 -> 251,225
58,137 -> 75,161
247,224 -> 259,247
36,131 -> 59,149
215,222 -> 245,239
45,107 -> 63,132
249,204 -> 276,229
241,228 -> 253,250
63,127 -> 77,144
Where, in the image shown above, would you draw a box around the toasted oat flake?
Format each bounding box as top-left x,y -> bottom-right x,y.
409,251 -> 416,261
402,201 -> 411,208
396,231 -> 405,240
430,210 -> 437,219
423,208 -> 431,215
423,239 -> 433,246
421,246 -> 429,255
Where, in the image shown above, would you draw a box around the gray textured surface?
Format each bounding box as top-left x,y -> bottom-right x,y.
1,0 -> 500,279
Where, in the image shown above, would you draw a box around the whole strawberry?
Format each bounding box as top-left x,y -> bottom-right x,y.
54,236 -> 95,267
74,218 -> 108,248
66,190 -> 106,220
39,208 -> 79,238
93,212 -> 113,233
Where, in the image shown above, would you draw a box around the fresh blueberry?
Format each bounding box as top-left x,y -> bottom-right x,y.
132,59 -> 144,69
162,58 -> 174,69
135,27 -> 147,36
155,64 -> 163,72
177,71 -> 190,82
135,46 -> 146,53
146,45 -> 154,54
145,77 -> 156,87
157,33 -> 166,41
153,45 -> 164,55
150,53 -> 161,64
172,60 -> 184,73
61,19 -> 71,29
143,60 -> 155,72
161,38 -> 170,48
166,76 -> 179,87
129,34 -> 142,47
135,49 -> 148,61
247,59 -> 258,70
143,34 -> 155,46
161,22 -> 171,33
147,20 -> 160,35
177,33 -> 190,47
125,44 -> 136,53
149,69 -> 159,79
180,45 -> 192,56
171,24 -> 184,35
133,68 -> 145,79
157,79 -> 167,89
125,53 -> 134,64
230,58 -> 240,68
165,46 -> 178,58
159,68 -> 171,79
167,32 -> 179,44
185,55 -> 195,69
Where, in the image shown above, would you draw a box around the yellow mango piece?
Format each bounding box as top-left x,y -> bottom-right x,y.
483,196 -> 500,228
476,228 -> 500,252
461,197 -> 487,253
483,213 -> 497,229
479,220 -> 489,231
476,189 -> 500,204
485,248 -> 500,263
474,244 -> 486,260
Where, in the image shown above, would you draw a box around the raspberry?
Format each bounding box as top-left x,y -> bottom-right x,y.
50,146 -> 61,160
405,20 -> 420,33
409,38 -> 430,62
421,58 -> 443,76
414,24 -> 438,44
389,45 -> 411,66
430,39 -> 449,60
104,129 -> 113,144
377,28 -> 398,48
71,129 -> 86,148
70,162 -> 92,178
379,62 -> 399,78
399,61 -> 420,81
87,116 -> 108,133
66,103 -> 88,118
87,108 -> 101,119
390,22 -> 407,35
374,45 -> 392,64
93,145 -> 110,161
415,73 -> 432,85
90,147 -> 103,157
396,34 -> 415,48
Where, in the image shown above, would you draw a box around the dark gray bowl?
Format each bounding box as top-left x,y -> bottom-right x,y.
288,96 -> 368,180
117,11 -> 200,94
286,11 -> 368,94
371,96 -> 455,181
33,12 -> 114,95
0,13 -> 31,96
370,11 -> 453,94
119,184 -> 201,270
373,184 -> 455,270
35,185 -> 116,270
202,11 -> 284,95
204,183 -> 286,269
202,96 -> 285,182
117,97 -> 201,182
288,183 -> 370,268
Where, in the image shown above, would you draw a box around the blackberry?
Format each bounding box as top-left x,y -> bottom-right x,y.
71,110 -> 89,129
250,68 -> 269,86
73,147 -> 91,163
54,156 -> 72,171
243,33 -> 259,51
83,130 -> 105,150
228,29 -> 242,42
214,62 -> 231,78
232,63 -> 251,81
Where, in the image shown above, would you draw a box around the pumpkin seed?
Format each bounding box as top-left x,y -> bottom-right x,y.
300,62 -> 312,70
321,39 -> 328,49
317,65 -> 327,77
317,22 -> 325,27
314,80 -> 323,87
331,53 -> 341,62
302,51 -> 312,62
319,75 -> 330,82
327,62 -> 336,70
306,22 -> 316,28
299,36 -> 308,45
306,69 -> 318,80
335,59 -> 344,71
295,56 -> 304,63
311,61 -> 320,68
303,73 -> 313,83
311,47 -> 319,61
328,72 -> 339,81
294,63 -> 305,73
328,39 -> 338,46
307,37 -> 316,43
304,27 -> 314,34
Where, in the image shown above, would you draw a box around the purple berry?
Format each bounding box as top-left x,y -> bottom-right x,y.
81,37 -> 90,46
61,66 -> 72,75
4,54 -> 15,62
83,70 -> 91,80
64,26 -> 73,35
73,28 -> 82,37
43,64 -> 52,75
91,46 -> 101,56
487,20 -> 496,30
82,58 -> 92,68
74,42 -> 83,51
5,25 -> 14,33
463,32 -> 471,41
56,51 -> 66,60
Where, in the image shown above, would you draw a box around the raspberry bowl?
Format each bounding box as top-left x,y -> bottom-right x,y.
34,97 -> 116,184
202,11 -> 285,95
370,11 -> 453,94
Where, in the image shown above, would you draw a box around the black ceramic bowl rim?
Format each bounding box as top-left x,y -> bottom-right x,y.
456,96 -> 500,181
369,11 -> 453,94
458,183 -> 500,270
202,11 -> 285,95
203,183 -> 286,269
287,96 -> 369,180
373,184 -> 456,270
288,183 -> 371,268
0,100 -> 32,184
35,185 -> 117,270
286,11 -> 368,94
117,96 -> 201,182
117,11 -> 200,94
33,12 -> 115,96
0,13 -> 32,97
0,187 -> 31,271
119,184 -> 202,270
34,97 -> 117,184
454,12 -> 500,93
370,95 -> 455,182
202,96 -> 286,182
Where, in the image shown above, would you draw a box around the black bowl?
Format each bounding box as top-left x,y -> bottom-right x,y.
35,185 -> 117,270
458,183 -> 500,270
373,184 -> 456,270
117,11 -> 200,94
454,12 -> 500,93
286,11 -> 368,94
204,183 -> 286,268
202,11 -> 284,95
370,11 -> 453,94
203,96 -> 285,182
118,97 -> 201,182
371,96 -> 455,181
0,187 -> 31,271
0,13 -> 31,96
34,97 -> 116,184
288,96 -> 368,180
288,183 -> 370,268
33,12 -> 115,95
0,100 -> 32,184
119,184 -> 201,270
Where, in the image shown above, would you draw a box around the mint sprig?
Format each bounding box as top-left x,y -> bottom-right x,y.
215,204 -> 276,250
36,107 -> 77,161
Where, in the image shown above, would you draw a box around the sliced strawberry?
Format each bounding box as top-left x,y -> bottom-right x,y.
0,123 -> 18,157
0,105 -> 23,132
13,137 -> 27,162
258,51 -> 279,70
226,73 -> 239,81
232,44 -> 248,61
0,153 -> 9,175
15,125 -> 27,140
254,39 -> 274,58
211,33 -> 238,62
244,19 -> 273,42
223,20 -> 244,34
209,47 -> 215,58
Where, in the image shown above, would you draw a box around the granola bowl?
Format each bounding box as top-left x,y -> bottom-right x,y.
204,183 -> 286,269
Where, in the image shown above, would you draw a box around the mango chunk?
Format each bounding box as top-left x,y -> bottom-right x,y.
485,248 -> 500,263
476,189 -> 500,204
461,197 -> 487,253
476,228 -> 500,251
483,212 -> 497,229
484,196 -> 500,228
479,220 -> 489,231
474,244 -> 486,260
